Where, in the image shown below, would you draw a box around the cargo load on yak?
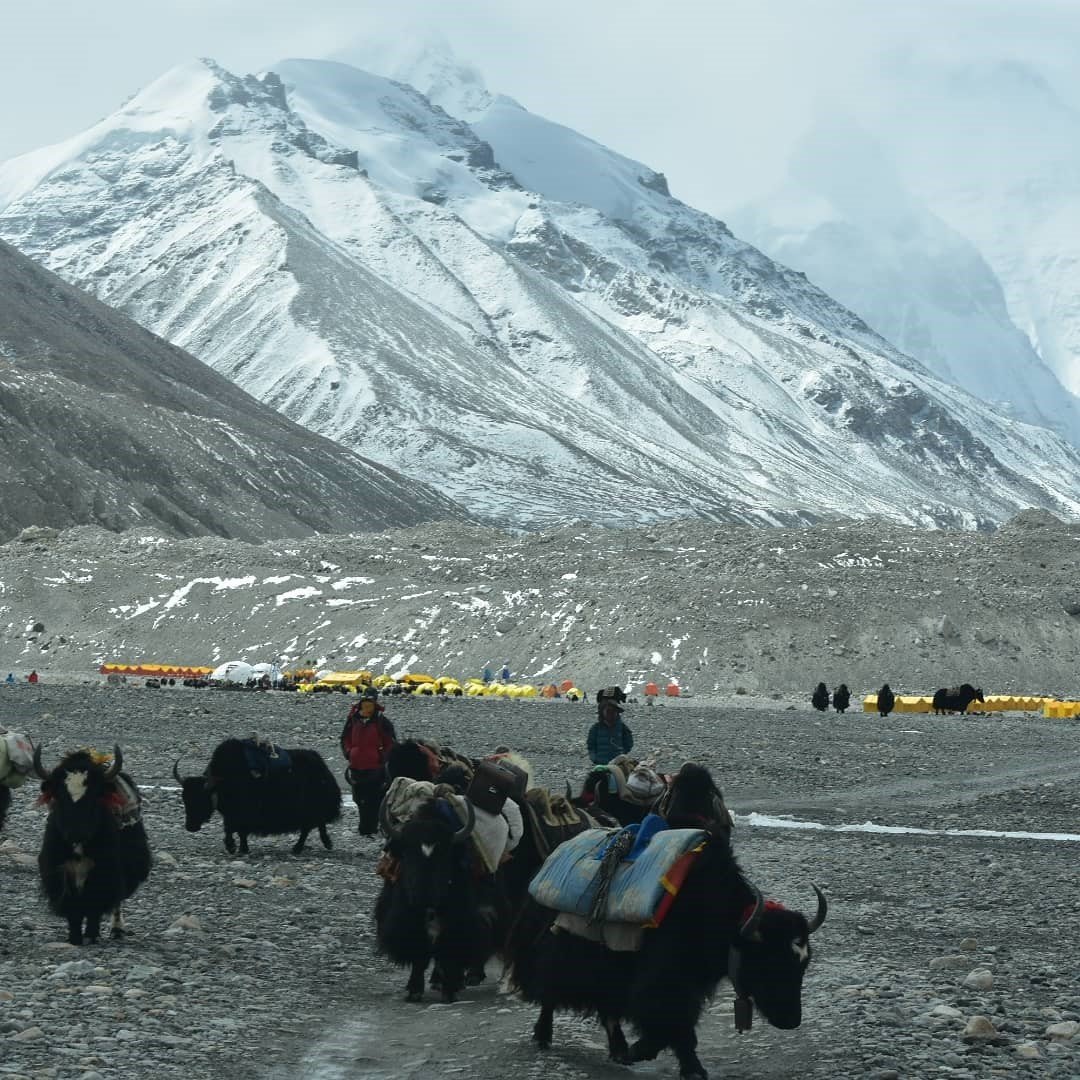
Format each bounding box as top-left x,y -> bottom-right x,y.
380,775 -> 523,875
528,813 -> 707,951
0,727 -> 36,788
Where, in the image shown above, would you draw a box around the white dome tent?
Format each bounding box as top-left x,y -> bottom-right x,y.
210,661 -> 254,684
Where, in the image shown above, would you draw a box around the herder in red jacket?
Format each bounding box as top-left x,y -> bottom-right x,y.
341,686 -> 397,835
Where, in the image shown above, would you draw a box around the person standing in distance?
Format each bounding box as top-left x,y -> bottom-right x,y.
587,687 -> 633,765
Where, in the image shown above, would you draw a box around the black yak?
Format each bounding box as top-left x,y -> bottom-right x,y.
34,745 -> 151,945
174,738 -> 341,855
0,784 -> 10,832
375,796 -> 502,1003
877,684 -> 896,717
832,684 -> 851,713
504,764 -> 826,1080
811,683 -> 829,711
932,684 -> 984,715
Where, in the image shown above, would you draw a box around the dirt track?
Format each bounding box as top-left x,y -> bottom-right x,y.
2,687 -> 1079,1079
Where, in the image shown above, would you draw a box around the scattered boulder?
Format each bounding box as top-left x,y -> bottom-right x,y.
962,1015 -> 999,1042
962,968 -> 994,990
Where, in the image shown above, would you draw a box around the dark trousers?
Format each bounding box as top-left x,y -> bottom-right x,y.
349,768 -> 386,835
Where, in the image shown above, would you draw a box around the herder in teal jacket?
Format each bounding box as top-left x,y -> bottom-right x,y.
587,687 -> 634,765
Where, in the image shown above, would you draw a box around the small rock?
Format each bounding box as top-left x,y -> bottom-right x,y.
170,914 -> 202,931
931,1004 -> 963,1019
49,959 -> 97,981
233,878 -> 258,889
962,969 -> 994,991
1046,1020 -> 1079,1041
156,852 -> 178,867
1014,1042 -> 1041,1059
958,937 -> 977,951
12,1025 -> 45,1041
962,1015 -> 999,1041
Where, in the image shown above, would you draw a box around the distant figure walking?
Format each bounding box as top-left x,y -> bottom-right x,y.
877,684 -> 896,718
501,663 -> 511,683
587,687 -> 633,765
482,662 -> 493,684
27,670 -> 39,685
811,682 -> 829,712
832,684 -> 851,713
3,673 -> 14,686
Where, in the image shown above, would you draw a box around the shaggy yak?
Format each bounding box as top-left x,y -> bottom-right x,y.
375,796 -> 503,1003
877,684 -> 896,717
832,684 -> 851,713
0,785 -> 9,832
811,683 -> 830,712
504,764 -> 826,1080
932,684 -> 985,715
174,738 -> 341,854
35,745 -> 151,945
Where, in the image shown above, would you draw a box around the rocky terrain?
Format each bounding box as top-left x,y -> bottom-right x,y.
0,239 -> 462,544
4,510 -> 1080,697
1,686 -> 1078,1079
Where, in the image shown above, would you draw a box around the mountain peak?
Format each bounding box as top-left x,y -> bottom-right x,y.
331,33 -> 495,119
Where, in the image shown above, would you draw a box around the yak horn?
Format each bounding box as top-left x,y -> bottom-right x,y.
32,743 -> 50,781
807,884 -> 828,934
172,757 -> 184,783
739,884 -> 766,940
452,798 -> 476,845
103,746 -> 123,781
379,798 -> 403,841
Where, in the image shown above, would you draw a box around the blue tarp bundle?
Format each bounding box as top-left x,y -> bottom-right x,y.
529,820 -> 707,924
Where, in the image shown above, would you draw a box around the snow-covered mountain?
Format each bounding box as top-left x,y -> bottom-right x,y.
0,238 -> 462,543
2,55 -> 1080,528
878,55 -> 1080,400
729,119 -> 1080,444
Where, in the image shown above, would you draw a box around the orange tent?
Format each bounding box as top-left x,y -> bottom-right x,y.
665,683 -> 680,697
559,679 -> 575,692
542,684 -> 559,698
644,682 -> 659,697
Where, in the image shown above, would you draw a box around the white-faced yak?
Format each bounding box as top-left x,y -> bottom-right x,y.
504,765 -> 826,1080
35,745 -> 151,946
932,684 -> 984,715
376,796 -> 505,1004
174,738 -> 341,855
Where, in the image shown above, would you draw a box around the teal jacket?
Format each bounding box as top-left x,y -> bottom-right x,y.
587,719 -> 634,765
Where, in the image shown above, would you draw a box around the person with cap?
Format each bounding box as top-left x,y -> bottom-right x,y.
340,686 -> 398,835
586,686 -> 634,765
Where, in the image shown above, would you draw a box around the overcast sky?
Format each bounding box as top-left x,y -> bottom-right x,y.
4,0 -> 1080,214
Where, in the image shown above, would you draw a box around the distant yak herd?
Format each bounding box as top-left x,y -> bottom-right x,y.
812,682 -> 984,716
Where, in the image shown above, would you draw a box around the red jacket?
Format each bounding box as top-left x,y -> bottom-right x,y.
340,710 -> 396,771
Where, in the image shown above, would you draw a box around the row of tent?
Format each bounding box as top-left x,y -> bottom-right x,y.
100,661 -> 278,683
296,672 -> 586,700
862,693 -> 1058,714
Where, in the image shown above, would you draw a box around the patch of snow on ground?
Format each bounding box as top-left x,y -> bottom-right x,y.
275,587 -> 322,607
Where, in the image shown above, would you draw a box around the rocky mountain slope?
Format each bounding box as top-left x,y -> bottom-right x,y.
2,59 -> 1080,528
0,239 -> 461,543
4,511 -> 1080,696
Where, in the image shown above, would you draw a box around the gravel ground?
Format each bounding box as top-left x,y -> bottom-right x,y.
2,686 -> 1079,1079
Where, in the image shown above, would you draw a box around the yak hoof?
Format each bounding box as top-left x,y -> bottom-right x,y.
406,990 -> 424,1003
291,841 -> 305,855
110,926 -> 127,939
464,968 -> 485,986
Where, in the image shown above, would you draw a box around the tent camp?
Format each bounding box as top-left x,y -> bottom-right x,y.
210,661 -> 254,684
